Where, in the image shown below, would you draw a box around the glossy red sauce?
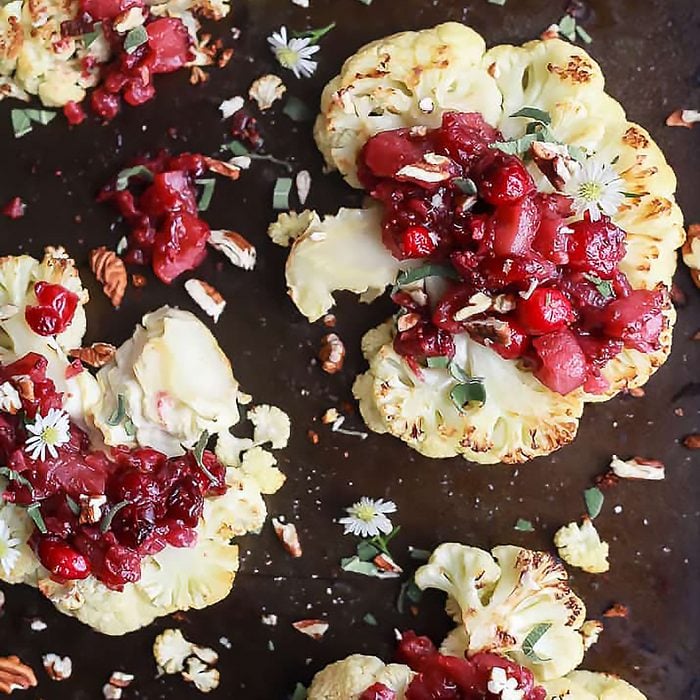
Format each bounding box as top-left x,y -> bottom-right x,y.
0,352 -> 227,589
358,631 -> 546,700
358,113 -> 666,395
2,196 -> 26,219
98,151 -> 211,283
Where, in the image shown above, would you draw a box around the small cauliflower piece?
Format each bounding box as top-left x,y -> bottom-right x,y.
554,519 -> 610,574
307,655 -> 415,700
215,431 -> 254,467
579,620 -> 603,651
182,657 -> 220,693
268,210 -> 319,248
248,405 -> 291,449
543,671 -> 646,700
415,543 -> 586,681
90,307 -> 241,456
682,223 -> 700,287
238,447 -> 286,494
153,629 -> 194,674
285,207 -> 400,322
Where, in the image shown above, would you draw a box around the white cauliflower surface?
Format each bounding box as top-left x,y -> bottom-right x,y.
0,253 -> 290,635
543,671 -> 646,699
415,543 -> 586,681
285,23 -> 684,464
554,519 -> 610,574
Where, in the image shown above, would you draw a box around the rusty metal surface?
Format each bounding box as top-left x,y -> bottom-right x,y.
0,0 -> 698,697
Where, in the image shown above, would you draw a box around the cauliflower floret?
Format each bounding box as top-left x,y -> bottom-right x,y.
247,404 -> 291,449
579,620 -> 603,651
183,657 -> 220,693
543,671 -> 646,700
415,543 -> 586,681
285,207 -> 400,322
554,519 -> 610,574
238,447 -> 286,495
215,431 -> 254,467
154,628 -> 195,674
353,320 -> 584,464
90,307 -> 241,456
682,223 -> 700,287
268,210 -> 319,247
307,655 -> 415,700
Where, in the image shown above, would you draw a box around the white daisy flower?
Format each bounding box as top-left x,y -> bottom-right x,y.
0,519 -> 22,576
25,408 -> 71,461
0,382 -> 21,414
563,155 -> 625,222
267,26 -> 320,78
339,497 -> 397,538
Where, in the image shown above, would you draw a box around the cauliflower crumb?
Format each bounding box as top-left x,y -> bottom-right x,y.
153,629 -> 194,675
267,210 -> 318,247
215,431 -> 254,467
579,620 -> 604,650
248,73 -> 286,110
239,447 -> 286,494
182,657 -> 220,693
248,405 -> 291,449
554,519 -> 610,574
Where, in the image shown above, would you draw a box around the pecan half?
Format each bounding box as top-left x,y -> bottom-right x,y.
319,333 -> 345,374
272,517 -> 302,558
0,656 -> 37,694
68,342 -> 117,368
89,247 -> 127,308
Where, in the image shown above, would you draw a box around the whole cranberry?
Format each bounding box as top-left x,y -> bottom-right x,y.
435,111 -> 501,166
480,255 -> 558,291
166,479 -> 204,527
38,537 -> 91,580
393,322 -> 455,360
532,328 -> 588,394
532,193 -> 572,265
109,469 -> 160,503
517,287 -> 576,335
396,631 -> 439,672
25,281 -> 79,337
399,225 -> 437,258
361,129 -> 430,179
473,152 -> 535,205
152,211 -> 209,284
567,214 -> 626,275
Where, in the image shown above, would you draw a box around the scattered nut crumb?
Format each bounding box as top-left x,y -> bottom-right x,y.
603,603 -> 629,619
261,613 -> 278,626
292,619 -> 329,640
674,407 -> 685,417
627,386 -> 645,398
219,96 -> 245,119
89,246 -> 128,308
204,157 -> 240,180
248,74 -> 286,111
540,23 -> 560,40
102,683 -> 123,700
322,314 -> 336,328
69,342 -> 117,368
579,619 -> 603,650
272,517 -> 302,558
307,429 -> 319,445
29,618 -> 47,632
321,408 -> 340,425
295,170 -> 311,206
219,637 -> 232,650
682,434 -> 700,450
609,455 -> 665,480
108,671 -> 134,688
373,553 -> 403,575
42,654 -> 72,681
319,333 -> 345,374
132,273 -> 147,288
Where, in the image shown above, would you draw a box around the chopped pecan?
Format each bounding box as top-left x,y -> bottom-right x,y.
69,342 -> 117,368
184,279 -> 226,323
682,434 -> 700,450
0,656 -> 37,694
208,230 -> 256,270
272,517 -> 302,558
291,619 -> 329,640
603,602 -> 629,619
89,246 -> 127,308
319,333 -> 345,374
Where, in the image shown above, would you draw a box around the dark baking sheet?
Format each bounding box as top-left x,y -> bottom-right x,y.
1,0 -> 699,697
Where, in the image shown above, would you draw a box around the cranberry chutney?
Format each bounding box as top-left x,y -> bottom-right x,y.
358,112 -> 666,396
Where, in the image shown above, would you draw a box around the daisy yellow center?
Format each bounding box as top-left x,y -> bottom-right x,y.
354,504 -> 378,522
41,426 -> 62,445
577,181 -> 603,202
276,47 -> 299,69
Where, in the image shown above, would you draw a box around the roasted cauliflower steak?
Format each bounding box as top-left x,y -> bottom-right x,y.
280,23 -> 685,464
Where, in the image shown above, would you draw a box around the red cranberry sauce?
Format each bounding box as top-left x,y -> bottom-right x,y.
62,0 -> 192,122
0,353 -> 227,589
25,282 -> 79,337
98,151 -> 210,283
390,631 -> 545,700
358,113 -> 666,395
2,196 -> 26,219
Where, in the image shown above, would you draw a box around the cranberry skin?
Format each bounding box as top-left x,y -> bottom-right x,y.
361,129 -> 430,179
532,328 -> 588,394
433,285 -> 480,333
145,18 -> 191,74
90,88 -> 120,121
140,171 -> 198,218
63,100 -> 86,125
490,196 -> 541,257
25,281 -> 79,337
396,631 -> 439,673
80,0 -> 142,20
2,196 -> 26,219
152,212 -> 209,284
394,322 -> 455,360
567,214 -> 626,276
400,225 -> 437,258
111,503 -> 156,549
166,480 -> 204,527
532,193 -> 571,265
474,152 -> 535,205
123,75 -> 156,106
480,254 -> 559,291
435,111 -> 501,166
38,538 -> 91,580
359,683 -> 397,700
492,319 -> 529,360
517,287 -> 576,335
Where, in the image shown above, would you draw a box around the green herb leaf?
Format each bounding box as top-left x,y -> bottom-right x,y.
408,547 -> 432,561
514,518 -> 535,532
340,555 -> 383,577
450,380 -> 487,412
575,25 -> 593,44
224,142 -> 293,171
397,579 -> 423,613
26,503 -> 47,534
583,273 -> 615,299
115,165 -> 153,191
368,526 -> 400,557
107,394 -> 127,426
196,178 -> 216,211
193,430 -> 209,468
0,466 -> 35,496
356,540 -> 380,562
11,108 -> 56,138
124,25 -> 148,53
448,362 -> 471,384
226,140 -> 250,157
558,15 -> 577,40
282,96 -> 314,122
123,417 -> 136,437
273,177 -> 293,210
396,264 -> 460,288
584,486 -> 604,519
426,356 -> 450,369
83,21 -> 103,47
100,500 -> 128,533
290,683 -> 307,700
292,22 -> 335,44
363,612 -> 378,626
453,177 -> 477,195
65,495 -> 80,516
522,622 -> 552,662
510,106 -> 552,125
490,133 -> 539,156
567,144 -> 588,162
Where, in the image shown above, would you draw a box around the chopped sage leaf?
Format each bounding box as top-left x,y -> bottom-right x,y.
282,96 -> 314,122
408,547 -> 432,561
11,108 -> 56,138
426,356 -> 450,369
66,495 -> 81,516
575,25 -> 593,44
26,503 -> 47,534
510,106 -> 552,125
107,394 -> 127,426
623,191 -> 647,198
583,273 -> 615,299
196,178 -> 216,211
490,133 -> 539,156
514,518 -> 535,532
522,622 -> 552,662
226,140 -> 250,157
558,14 -> 577,40
0,466 -> 35,496
567,144 -> 588,162
290,683 -> 308,700
224,141 -> 293,171
273,177 -> 293,210
584,486 -> 604,519
356,539 -> 380,562
83,21 -> 103,47
396,579 -> 422,614
193,430 -> 209,468
123,417 -> 136,438
100,500 -> 128,533
448,362 -> 472,384
124,25 -> 148,53
115,165 -> 153,191
292,22 -> 335,44
363,612 -> 378,626
340,555 -> 382,577
396,264 -> 460,288
450,380 -> 486,412
453,177 -> 477,195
